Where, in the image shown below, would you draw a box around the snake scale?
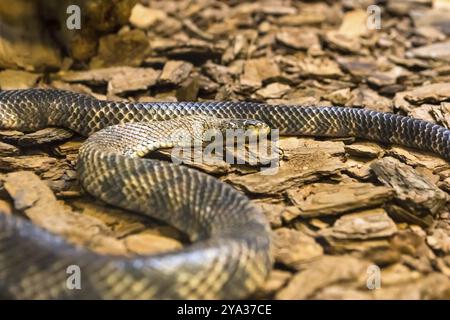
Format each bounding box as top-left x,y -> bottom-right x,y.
0,89 -> 449,299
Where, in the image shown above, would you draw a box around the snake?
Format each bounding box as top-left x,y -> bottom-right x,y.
0,88 -> 449,299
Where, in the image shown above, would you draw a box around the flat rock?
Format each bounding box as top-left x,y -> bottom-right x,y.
252,270 -> 292,299
3,171 -> 127,255
0,70 -> 41,90
404,83 -> 450,104
254,83 -> 291,99
319,208 -> 398,240
273,228 -> 324,270
286,182 -> 394,218
406,40 -> 450,61
324,31 -> 362,53
225,152 -> 346,195
279,137 -> 346,156
386,146 -> 449,172
0,155 -> 59,175
129,3 -> 167,29
14,128 -> 73,146
371,157 -> 448,216
240,57 -> 281,89
411,9 -> 450,35
275,3 -> 335,26
275,28 -> 319,50
90,29 -> 150,68
108,68 -> 160,95
276,255 -> 370,299
0,141 -> 19,156
159,60 -> 194,85
344,142 -> 384,158
255,202 -> 300,228
427,228 -> 450,253
347,87 -> 393,112
298,57 -> 343,78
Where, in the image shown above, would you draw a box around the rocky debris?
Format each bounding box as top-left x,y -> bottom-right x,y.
0,142 -> 19,156
225,152 -> 346,195
0,70 -> 41,90
276,255 -> 370,299
252,270 -> 292,299
272,228 -> 323,270
276,28 -> 320,50
427,228 -> 450,253
371,157 -> 448,221
403,82 -> 450,104
3,171 -> 126,254
108,68 -> 160,95
0,155 -> 60,175
129,3 -> 167,30
319,208 -> 398,240
344,142 -> 385,159
286,182 -> 394,218
1,0 -> 450,300
386,146 -> 449,172
11,128 -> 74,146
0,0 -> 61,71
254,83 -> 291,100
159,60 -> 194,85
90,29 -> 150,68
406,40 -> 450,61
240,58 -> 281,89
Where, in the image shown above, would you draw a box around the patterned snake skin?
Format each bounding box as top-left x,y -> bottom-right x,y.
0,89 -> 449,299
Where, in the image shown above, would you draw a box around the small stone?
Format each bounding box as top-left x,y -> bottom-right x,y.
0,70 -> 41,90
0,199 -> 13,215
252,270 -> 292,298
90,30 -> 150,68
320,208 -> 398,240
108,68 -> 160,95
276,255 -> 369,299
275,28 -> 319,50
225,152 -> 346,195
287,182 -> 394,218
159,60 -> 194,85
344,142 -> 384,158
0,141 -> 19,156
406,40 -> 450,61
240,58 -> 280,89
371,157 -> 448,216
298,57 -> 343,78
254,83 -> 291,99
427,228 -> 450,253
129,4 -> 167,29
323,88 -> 352,105
403,83 -> 450,104
273,228 -> 324,270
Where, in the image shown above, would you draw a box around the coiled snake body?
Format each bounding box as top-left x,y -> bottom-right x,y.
0,89 -> 449,299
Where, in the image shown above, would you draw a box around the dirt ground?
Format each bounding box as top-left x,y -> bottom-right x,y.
0,0 -> 450,299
